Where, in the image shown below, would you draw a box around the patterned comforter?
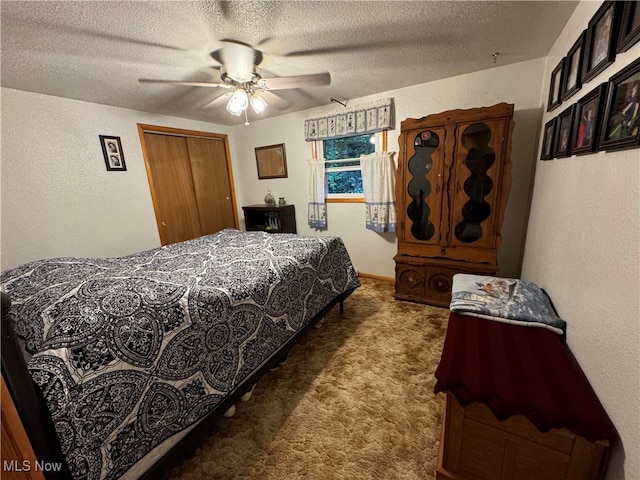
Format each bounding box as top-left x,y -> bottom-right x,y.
1,229 -> 360,480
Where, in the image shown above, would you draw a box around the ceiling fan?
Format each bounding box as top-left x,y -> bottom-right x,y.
139,40 -> 331,120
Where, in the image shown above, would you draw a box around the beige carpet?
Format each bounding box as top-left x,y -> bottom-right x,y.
170,277 -> 450,480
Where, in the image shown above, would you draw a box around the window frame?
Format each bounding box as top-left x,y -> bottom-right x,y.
313,130 -> 387,203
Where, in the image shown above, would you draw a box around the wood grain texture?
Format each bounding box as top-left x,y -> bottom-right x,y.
1,376 -> 45,480
436,394 -> 609,480
395,103 -> 514,306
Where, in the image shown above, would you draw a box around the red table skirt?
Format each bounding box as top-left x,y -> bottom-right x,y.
434,312 -> 617,443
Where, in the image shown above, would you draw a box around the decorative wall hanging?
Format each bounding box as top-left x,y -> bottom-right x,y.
599,57 -> 640,152
617,0 -> 640,53
540,117 -> 557,160
99,135 -> 126,171
571,83 -> 607,155
304,97 -> 393,141
547,59 -> 565,112
553,104 -> 576,158
583,1 -> 620,83
255,143 -> 288,179
562,30 -> 586,101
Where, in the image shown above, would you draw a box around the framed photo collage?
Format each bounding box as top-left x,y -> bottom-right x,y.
542,1 -> 640,160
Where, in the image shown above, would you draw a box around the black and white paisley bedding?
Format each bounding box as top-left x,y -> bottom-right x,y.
1,229 -> 360,480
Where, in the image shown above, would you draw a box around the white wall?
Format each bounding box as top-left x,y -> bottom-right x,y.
2,58 -> 545,278
522,2 -> 640,479
230,57 -> 547,279
0,88 -> 233,269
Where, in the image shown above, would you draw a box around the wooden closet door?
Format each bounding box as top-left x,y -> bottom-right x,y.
143,133 -> 203,245
186,137 -> 236,235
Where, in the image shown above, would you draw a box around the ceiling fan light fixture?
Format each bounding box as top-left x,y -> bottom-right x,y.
226,88 -> 249,116
249,93 -> 268,114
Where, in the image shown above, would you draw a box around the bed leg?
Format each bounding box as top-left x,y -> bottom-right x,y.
223,404 -> 237,418
240,384 -> 256,402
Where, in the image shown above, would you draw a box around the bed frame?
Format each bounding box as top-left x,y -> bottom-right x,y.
1,289 -> 354,480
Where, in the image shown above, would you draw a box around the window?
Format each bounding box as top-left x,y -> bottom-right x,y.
316,132 -> 385,201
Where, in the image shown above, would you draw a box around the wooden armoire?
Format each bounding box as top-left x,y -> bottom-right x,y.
394,103 -> 514,307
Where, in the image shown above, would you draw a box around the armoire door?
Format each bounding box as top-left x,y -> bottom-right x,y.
399,126 -> 447,246
140,126 -> 238,245
448,118 -> 510,250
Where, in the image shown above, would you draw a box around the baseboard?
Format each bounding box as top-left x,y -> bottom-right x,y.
357,272 -> 395,283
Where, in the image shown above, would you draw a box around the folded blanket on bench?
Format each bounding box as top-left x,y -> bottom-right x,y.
450,274 -> 566,336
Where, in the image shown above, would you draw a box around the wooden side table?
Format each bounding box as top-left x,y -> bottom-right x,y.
242,204 -> 296,233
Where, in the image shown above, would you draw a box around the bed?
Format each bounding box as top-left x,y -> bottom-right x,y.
1,229 -> 360,480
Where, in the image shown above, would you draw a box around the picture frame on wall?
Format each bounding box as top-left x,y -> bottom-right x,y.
553,104 -> 576,158
617,0 -> 640,53
571,83 -> 607,155
540,117 -> 557,160
583,1 -> 620,83
599,57 -> 640,152
562,31 -> 585,101
255,143 -> 288,179
547,58 -> 565,112
99,135 -> 127,171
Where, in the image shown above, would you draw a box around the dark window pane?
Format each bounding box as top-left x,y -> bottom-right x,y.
327,170 -> 363,194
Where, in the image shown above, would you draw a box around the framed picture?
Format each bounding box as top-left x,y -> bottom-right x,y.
571,83 -> 607,155
553,104 -> 576,158
562,31 -> 585,101
540,117 -> 557,161
599,58 -> 640,151
617,0 -> 640,53
583,1 -> 620,83
547,58 -> 565,112
99,135 -> 126,171
255,143 -> 288,179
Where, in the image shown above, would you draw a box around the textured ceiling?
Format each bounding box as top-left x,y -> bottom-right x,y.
0,1 -> 578,126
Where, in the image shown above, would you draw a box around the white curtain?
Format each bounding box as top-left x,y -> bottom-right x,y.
360,152 -> 397,233
307,158 -> 327,229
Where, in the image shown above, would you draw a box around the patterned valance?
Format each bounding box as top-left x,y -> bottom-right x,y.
304,98 -> 394,141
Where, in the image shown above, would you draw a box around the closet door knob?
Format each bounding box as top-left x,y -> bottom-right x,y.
161,221 -> 167,227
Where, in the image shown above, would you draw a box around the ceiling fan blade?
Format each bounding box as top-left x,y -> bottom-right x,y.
260,72 -> 331,90
260,91 -> 291,111
200,92 -> 232,110
3,15 -> 187,53
220,41 -> 258,82
139,79 -> 232,89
